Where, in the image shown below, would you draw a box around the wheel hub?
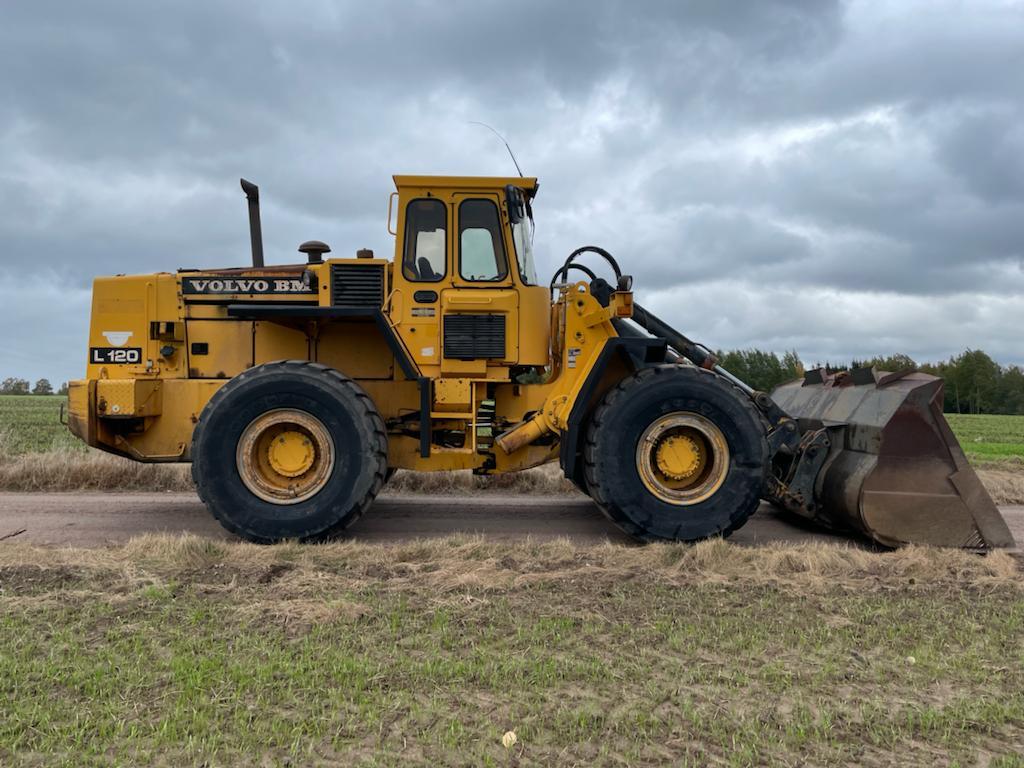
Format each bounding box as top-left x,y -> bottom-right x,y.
268,430 -> 315,477
654,434 -> 703,481
636,412 -> 730,505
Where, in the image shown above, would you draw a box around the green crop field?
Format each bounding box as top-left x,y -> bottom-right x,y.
0,395 -> 82,454
3,395 -> 1024,462
945,414 -> 1024,462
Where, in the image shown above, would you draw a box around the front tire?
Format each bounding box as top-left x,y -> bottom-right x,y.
584,365 -> 768,542
191,360 -> 387,543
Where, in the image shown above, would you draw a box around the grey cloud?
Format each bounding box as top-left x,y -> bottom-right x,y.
621,101 -> 1024,297
936,107 -> 1024,204
1,0 -> 1023,384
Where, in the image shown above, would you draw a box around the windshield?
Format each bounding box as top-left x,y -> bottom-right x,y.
511,212 -> 537,285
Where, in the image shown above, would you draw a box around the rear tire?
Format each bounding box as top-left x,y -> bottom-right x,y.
191,360 -> 387,543
584,365 -> 768,542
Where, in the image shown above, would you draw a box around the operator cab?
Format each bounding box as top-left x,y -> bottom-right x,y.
387,176 -> 550,380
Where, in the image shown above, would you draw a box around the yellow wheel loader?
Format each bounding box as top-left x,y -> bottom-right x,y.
67,175 -> 1014,548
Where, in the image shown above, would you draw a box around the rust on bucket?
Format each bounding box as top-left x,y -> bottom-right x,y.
769,369 -> 1014,549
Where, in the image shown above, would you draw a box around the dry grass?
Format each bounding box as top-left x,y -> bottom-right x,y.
386,462 -> 577,495
977,461 -> 1024,506
0,446 -> 192,492
0,440 -> 578,495
2,533 -> 1019,594
4,445 -> 1024,508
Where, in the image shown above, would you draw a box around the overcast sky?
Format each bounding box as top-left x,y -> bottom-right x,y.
2,0 -> 1023,384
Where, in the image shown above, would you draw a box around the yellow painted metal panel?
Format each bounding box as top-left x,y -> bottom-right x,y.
184,304 -> 229,319
390,287 -> 441,368
87,275 -> 153,378
393,175 -> 538,194
254,321 -> 309,366
434,378 -> 472,412
518,284 -> 552,366
96,379 -> 162,418
439,356 -> 487,377
66,379 -> 96,446
316,322 -> 394,379
359,380 -> 420,422
105,379 -> 224,461
186,320 -> 253,378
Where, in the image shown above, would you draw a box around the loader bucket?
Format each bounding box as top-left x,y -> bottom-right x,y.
770,369 -> 1015,549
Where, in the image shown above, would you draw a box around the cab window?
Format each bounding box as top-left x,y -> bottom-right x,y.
458,199 -> 508,282
402,199 -> 447,282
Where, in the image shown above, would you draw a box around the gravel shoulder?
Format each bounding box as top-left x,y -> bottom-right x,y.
0,492 -> 1019,549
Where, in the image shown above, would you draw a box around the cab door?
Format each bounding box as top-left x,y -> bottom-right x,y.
389,195 -> 449,373
440,194 -> 519,376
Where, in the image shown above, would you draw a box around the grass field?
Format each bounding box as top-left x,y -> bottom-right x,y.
0,535 -> 1021,767
0,395 -> 82,454
945,414 -> 1024,462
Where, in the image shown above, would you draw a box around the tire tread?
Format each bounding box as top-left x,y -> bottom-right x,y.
191,360 -> 387,543
582,364 -> 767,542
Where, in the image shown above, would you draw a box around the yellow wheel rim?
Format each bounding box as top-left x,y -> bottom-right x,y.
236,409 -> 335,505
637,412 -> 729,505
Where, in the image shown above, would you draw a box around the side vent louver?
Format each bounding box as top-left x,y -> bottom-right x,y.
443,314 -> 506,360
331,263 -> 384,308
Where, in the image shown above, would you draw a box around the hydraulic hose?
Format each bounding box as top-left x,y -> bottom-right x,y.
552,246 -> 622,286
549,263 -> 598,294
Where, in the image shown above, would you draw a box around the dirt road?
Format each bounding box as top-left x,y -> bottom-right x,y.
0,492 -> 1020,548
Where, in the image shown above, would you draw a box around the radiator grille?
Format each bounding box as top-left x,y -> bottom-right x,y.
330,263 -> 384,308
443,314 -> 506,359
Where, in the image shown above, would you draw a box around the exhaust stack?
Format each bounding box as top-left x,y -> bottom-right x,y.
240,178 -> 264,268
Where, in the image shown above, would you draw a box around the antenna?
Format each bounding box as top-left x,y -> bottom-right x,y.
469,121 -> 524,177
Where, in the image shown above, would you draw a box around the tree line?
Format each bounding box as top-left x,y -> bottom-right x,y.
0,378 -> 67,396
3,348 -> 1022,414
714,348 -> 1023,415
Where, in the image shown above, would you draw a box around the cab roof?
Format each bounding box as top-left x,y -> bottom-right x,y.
392,175 -> 538,196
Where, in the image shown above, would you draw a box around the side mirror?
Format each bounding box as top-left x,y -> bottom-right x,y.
505,184 -> 524,224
